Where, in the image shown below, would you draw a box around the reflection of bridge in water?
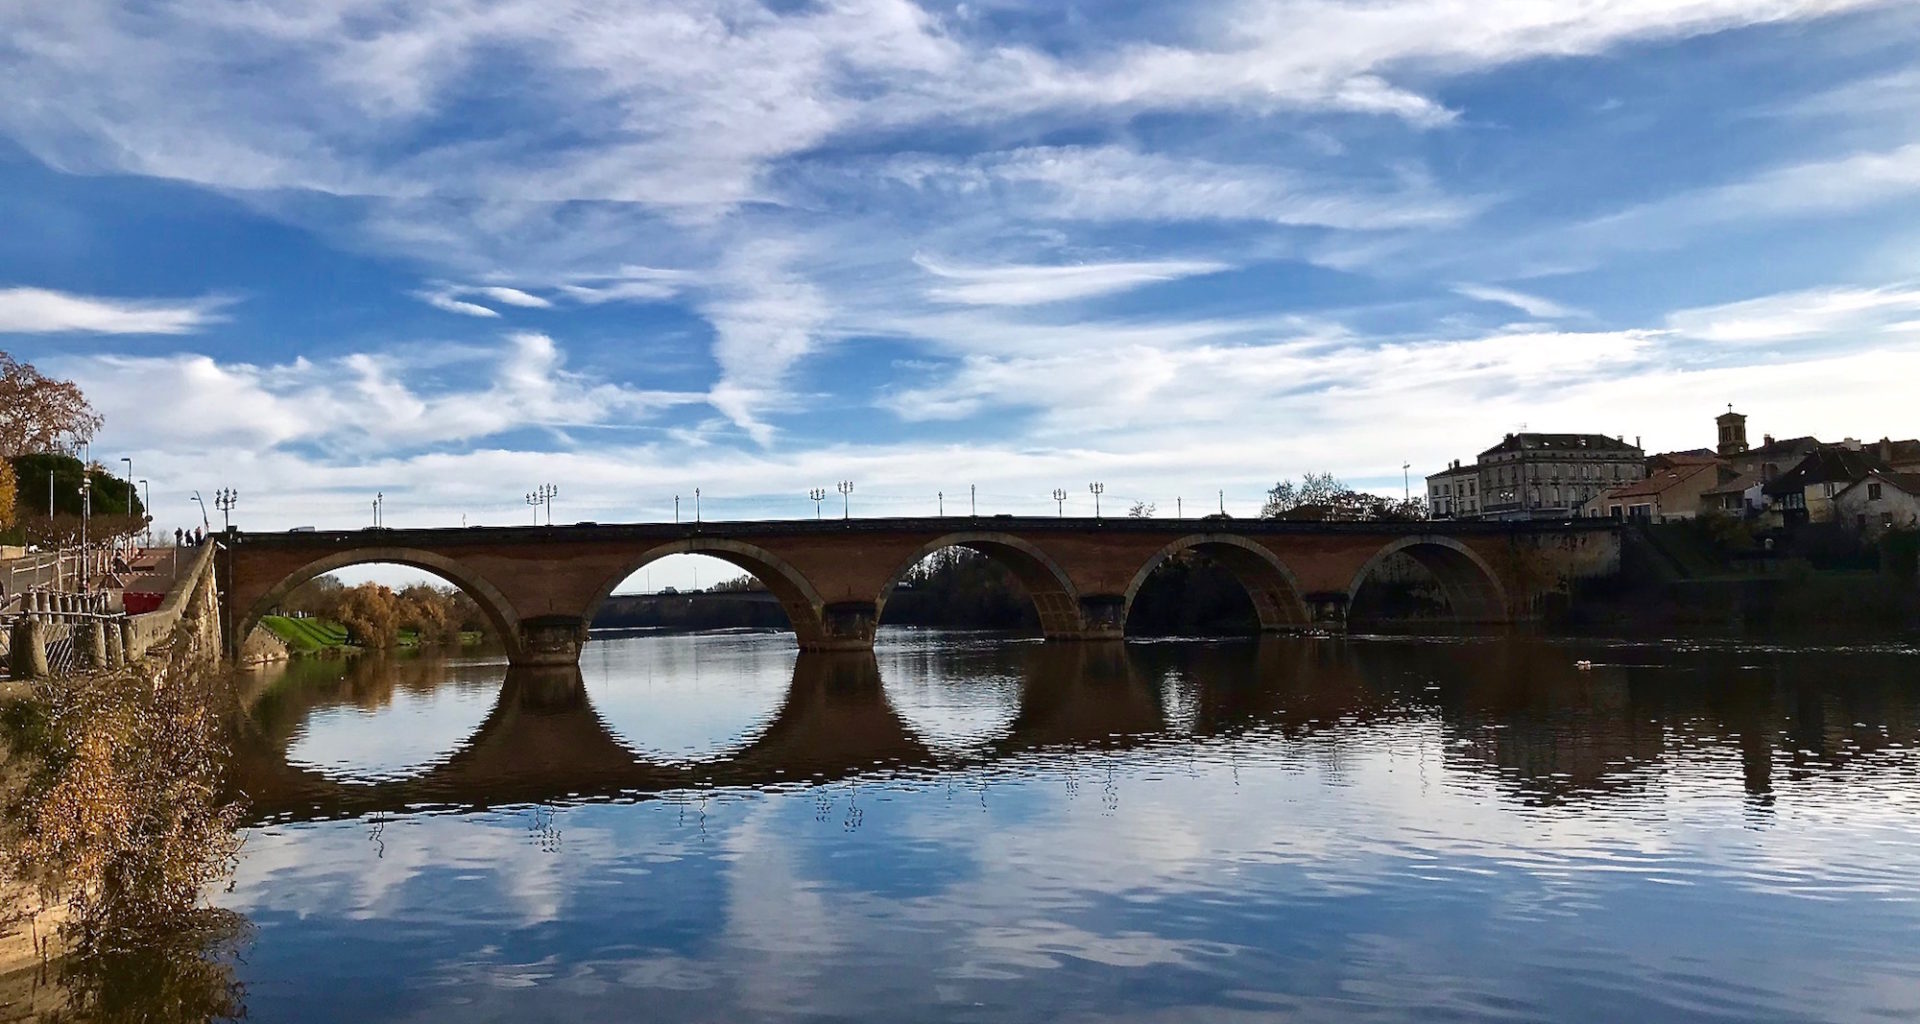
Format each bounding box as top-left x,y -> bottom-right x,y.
229,638 -> 1920,824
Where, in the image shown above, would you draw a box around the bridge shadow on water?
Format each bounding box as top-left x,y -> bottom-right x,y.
226,634 -> 1920,825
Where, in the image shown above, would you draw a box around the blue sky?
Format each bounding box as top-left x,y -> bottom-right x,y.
5,0 -> 1920,553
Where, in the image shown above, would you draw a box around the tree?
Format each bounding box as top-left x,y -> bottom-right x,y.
1261,472 -> 1428,522
1128,501 -> 1156,518
333,583 -> 402,648
0,351 -> 103,457
1260,472 -> 1348,519
0,458 -> 15,532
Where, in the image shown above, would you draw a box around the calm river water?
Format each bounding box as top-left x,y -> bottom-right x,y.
219,629 -> 1920,1023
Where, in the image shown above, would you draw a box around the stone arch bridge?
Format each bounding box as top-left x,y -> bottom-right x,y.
219,517 -> 1621,666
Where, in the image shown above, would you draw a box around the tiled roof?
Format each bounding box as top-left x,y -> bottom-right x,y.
1701,469 -> 1765,496
1478,433 -> 1641,457
1745,435 -> 1820,458
1597,461 -> 1718,501
1762,447 -> 1889,496
1650,451 -> 1721,467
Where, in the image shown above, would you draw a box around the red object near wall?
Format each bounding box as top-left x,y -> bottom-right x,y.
123,591 -> 165,615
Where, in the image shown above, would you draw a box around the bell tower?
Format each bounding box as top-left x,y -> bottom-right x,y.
1716,405 -> 1749,457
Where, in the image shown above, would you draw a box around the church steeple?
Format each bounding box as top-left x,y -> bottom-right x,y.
1716,405 -> 1749,456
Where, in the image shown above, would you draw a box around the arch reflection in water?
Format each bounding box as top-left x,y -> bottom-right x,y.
231,633 -> 1920,825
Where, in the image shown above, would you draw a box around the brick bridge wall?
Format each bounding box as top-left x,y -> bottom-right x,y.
218,518 -> 1622,666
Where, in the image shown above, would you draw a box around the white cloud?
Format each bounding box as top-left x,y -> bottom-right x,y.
60,332 -> 700,452
555,267 -> 687,305
1569,143 -> 1920,252
417,290 -> 500,318
916,256 -> 1230,306
699,241 -> 831,445
0,0 -> 1890,218
0,286 -> 227,334
1666,283 -> 1920,344
474,286 -> 551,308
1453,284 -> 1584,320
887,146 -> 1478,231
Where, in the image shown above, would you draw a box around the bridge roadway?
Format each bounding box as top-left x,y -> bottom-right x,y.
219,516 -> 1622,667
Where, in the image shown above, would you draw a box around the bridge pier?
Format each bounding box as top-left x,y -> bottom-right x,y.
515,616 -> 589,668
808,601 -> 880,651
1304,592 -> 1349,634
1074,594 -> 1128,641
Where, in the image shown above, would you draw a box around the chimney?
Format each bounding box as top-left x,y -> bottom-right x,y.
1634,435 -> 1641,450
1763,434 -> 1775,447
1881,438 -> 1894,462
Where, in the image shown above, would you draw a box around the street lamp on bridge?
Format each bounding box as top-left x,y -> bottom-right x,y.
526,484 -> 556,525
215,488 -> 237,532
1088,481 -> 1104,519
809,487 -> 827,519
837,480 -> 854,519
1052,488 -> 1067,516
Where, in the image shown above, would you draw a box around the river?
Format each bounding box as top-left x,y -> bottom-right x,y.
215,629 -> 1920,1023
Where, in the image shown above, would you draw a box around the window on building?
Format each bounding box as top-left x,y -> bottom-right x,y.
1883,513 -> 1895,528
1869,483 -> 1882,500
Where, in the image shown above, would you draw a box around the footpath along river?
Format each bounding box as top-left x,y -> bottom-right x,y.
208,628 -> 1920,1023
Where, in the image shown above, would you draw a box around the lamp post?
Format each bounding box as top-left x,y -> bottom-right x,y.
214,488 -> 237,532
1052,488 -> 1067,516
138,480 -> 150,545
838,480 -> 854,519
527,483 -> 557,525
809,488 -> 827,519
1403,462 -> 1411,504
79,473 -> 91,578
694,487 -> 701,523
938,491 -> 943,516
1088,481 -> 1104,519
970,484 -> 976,517
674,495 -> 680,523
375,491 -> 385,528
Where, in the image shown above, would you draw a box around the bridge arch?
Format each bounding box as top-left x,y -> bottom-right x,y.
1346,536 -> 1508,625
234,547 -> 526,662
583,538 -> 833,647
875,531 -> 1085,639
1121,534 -> 1311,633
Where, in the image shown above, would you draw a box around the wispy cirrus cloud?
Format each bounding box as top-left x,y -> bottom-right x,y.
916,256 -> 1231,307
0,286 -> 229,335
1453,285 -> 1585,320
881,146 -> 1478,231
1665,282 -> 1920,345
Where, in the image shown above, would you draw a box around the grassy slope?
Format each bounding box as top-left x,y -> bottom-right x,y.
258,616 -> 349,654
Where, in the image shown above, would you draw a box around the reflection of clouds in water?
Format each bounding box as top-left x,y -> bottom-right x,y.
879,658 -> 1022,752
225,809 -> 624,930
582,633 -> 796,762
223,635 -> 1920,1023
285,683 -> 498,782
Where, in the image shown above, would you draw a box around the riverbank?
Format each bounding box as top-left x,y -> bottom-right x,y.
259,614 -> 488,657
